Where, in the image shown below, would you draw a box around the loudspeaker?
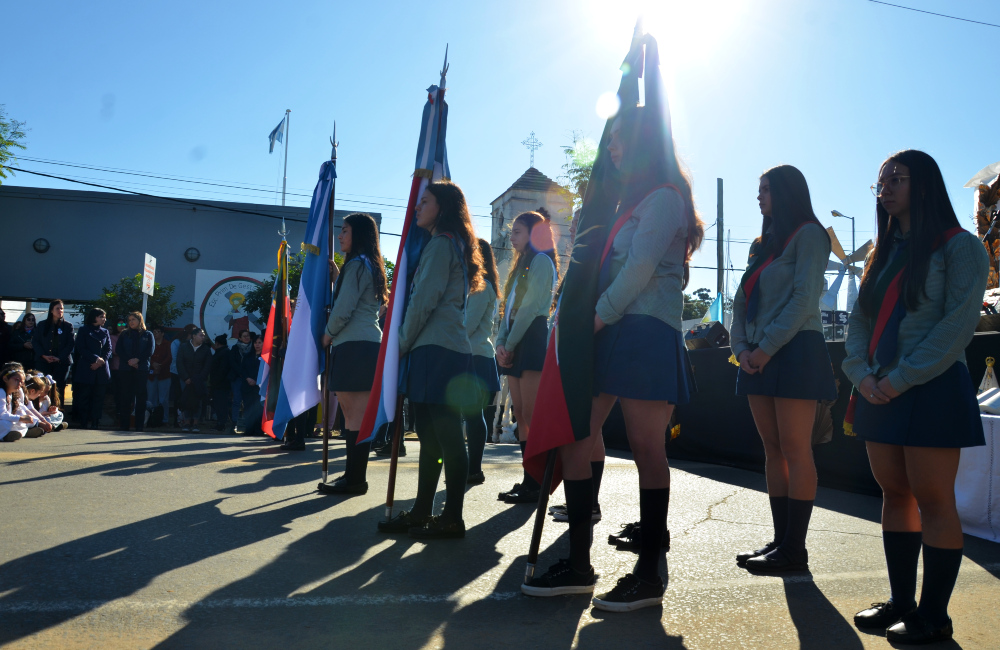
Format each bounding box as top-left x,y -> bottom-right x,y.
684,321 -> 730,350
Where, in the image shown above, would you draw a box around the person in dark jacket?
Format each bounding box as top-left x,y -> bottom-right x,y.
73,308 -> 112,429
228,329 -> 255,424
0,309 -> 11,366
116,312 -> 154,431
176,327 -> 212,432
210,334 -> 233,431
33,300 -> 74,407
9,314 -> 37,368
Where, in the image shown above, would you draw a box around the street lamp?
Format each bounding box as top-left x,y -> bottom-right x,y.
831,210 -> 855,254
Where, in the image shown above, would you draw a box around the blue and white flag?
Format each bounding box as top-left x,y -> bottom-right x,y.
272,160 -> 337,433
702,295 -> 722,323
268,117 -> 286,153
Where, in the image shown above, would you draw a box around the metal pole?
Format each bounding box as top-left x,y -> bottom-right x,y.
716,178 -> 724,296
321,123 -> 339,483
851,216 -> 855,257
281,110 -> 290,207
141,293 -> 148,323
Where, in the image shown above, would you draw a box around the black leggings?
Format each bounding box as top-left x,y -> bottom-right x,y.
411,401 -> 468,523
118,367 -> 148,430
464,391 -> 496,475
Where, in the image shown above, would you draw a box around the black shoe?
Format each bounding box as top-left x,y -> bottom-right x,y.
592,573 -> 665,612
377,510 -> 430,534
853,600 -> 916,630
520,559 -> 596,597
317,476 -> 368,495
280,443 -> 306,451
608,522 -> 671,552
466,471 -> 486,485
552,505 -> 602,522
498,483 -> 521,501
736,541 -> 779,567
374,442 -> 406,458
408,516 -> 465,539
743,547 -> 808,573
885,612 -> 953,644
502,487 -> 540,504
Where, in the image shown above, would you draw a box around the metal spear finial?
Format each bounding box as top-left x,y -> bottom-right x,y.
440,44 -> 449,88
330,121 -> 339,161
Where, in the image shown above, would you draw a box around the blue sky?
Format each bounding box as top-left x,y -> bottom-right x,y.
6,0 -> 1000,302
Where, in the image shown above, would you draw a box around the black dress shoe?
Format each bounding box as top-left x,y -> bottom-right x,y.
408,516 -> 465,539
885,612 -> 953,644
743,547 -> 808,573
608,522 -> 671,552
736,541 -> 779,567
497,483 -> 521,501
280,442 -> 306,451
317,477 -> 368,495
854,600 -> 916,630
466,471 -> 486,485
377,510 -> 430,534
502,487 -> 540,504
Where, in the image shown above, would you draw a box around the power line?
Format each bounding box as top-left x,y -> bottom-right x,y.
868,0 -> 1000,29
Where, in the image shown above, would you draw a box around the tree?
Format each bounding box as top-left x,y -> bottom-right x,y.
0,105 -> 28,185
558,130 -> 597,209
682,287 -> 715,320
81,275 -> 193,327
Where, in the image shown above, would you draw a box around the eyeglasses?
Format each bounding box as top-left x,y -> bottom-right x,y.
871,175 -> 910,197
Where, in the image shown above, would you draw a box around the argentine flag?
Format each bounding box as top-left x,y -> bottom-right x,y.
268,117 -> 286,153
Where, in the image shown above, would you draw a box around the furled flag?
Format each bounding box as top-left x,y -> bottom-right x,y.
701,295 -> 722,323
357,79 -> 451,445
272,161 -> 337,434
525,26 -> 674,487
268,117 -> 286,154
261,240 -> 292,439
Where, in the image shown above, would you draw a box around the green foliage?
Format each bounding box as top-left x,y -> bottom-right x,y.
682,287 -> 714,320
0,105 -> 28,184
558,131 -> 597,209
81,274 -> 193,327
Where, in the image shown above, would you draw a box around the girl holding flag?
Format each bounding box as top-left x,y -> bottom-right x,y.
524,106 -> 704,611
377,180 -> 485,540
844,150 -> 987,645
730,165 -> 837,574
464,238 -> 501,485
496,210 -> 559,504
318,213 -> 388,495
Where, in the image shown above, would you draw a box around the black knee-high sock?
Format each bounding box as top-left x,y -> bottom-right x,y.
565,478 -> 594,573
780,498 -> 814,554
916,544 -> 963,625
352,430 -> 371,483
466,409 -> 487,475
411,404 -> 443,518
590,461 -> 604,508
769,496 -> 789,545
883,531 -> 922,608
636,488 -> 669,580
342,430 -> 357,481
431,404 -> 469,524
519,441 -> 539,490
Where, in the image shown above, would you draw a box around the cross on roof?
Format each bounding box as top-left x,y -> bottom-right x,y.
521,131 -> 543,168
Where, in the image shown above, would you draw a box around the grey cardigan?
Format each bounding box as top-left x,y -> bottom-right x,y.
496,254 -> 555,350
842,230 -> 988,394
325,257 -> 382,347
466,282 -> 498,358
595,187 -> 688,331
398,234 -> 472,356
730,222 -> 830,358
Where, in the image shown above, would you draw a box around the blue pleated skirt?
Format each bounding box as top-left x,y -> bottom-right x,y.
401,344 -> 478,409
328,340 -> 380,392
593,314 -> 694,403
472,354 -> 501,392
853,362 -> 985,448
499,316 -> 549,378
736,330 -> 838,401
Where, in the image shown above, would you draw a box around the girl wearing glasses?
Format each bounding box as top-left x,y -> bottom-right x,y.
845,150 -> 987,644
731,165 -> 837,574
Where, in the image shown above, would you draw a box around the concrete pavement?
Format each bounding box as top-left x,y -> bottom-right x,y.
1,429 -> 997,649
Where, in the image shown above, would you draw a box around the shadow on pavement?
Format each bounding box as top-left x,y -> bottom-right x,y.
780,573 -> 865,649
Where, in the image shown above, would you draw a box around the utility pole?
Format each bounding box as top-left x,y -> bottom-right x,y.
717,178 -> 724,296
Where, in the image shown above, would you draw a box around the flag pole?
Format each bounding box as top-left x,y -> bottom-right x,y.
322,122 -> 339,483
281,109 -> 291,207
525,450 -> 557,584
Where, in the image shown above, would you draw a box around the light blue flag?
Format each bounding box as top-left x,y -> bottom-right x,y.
268,117 -> 285,153
702,295 -> 722,323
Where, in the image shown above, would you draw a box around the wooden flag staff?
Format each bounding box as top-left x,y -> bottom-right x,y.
524,450 -> 557,584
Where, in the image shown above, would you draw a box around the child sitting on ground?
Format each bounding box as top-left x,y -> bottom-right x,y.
0,364 -> 44,441
26,374 -> 66,431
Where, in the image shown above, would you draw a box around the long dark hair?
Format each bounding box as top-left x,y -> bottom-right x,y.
424,180 -> 485,293
752,165 -> 830,258
613,41 -> 704,288
857,150 -> 961,316
477,238 -> 499,294
338,213 -> 389,305
502,210 -> 559,317
42,300 -> 64,331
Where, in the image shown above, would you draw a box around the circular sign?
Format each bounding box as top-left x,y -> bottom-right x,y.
199,275 -> 267,345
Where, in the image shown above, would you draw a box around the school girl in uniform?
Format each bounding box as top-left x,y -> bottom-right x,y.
464,238 -> 502,485
844,150 -> 988,645
27,375 -> 65,430
377,180 -> 485,539
730,165 -> 837,573
495,210 -> 558,504
318,213 -> 389,495
0,365 -> 43,442
522,107 -> 704,612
